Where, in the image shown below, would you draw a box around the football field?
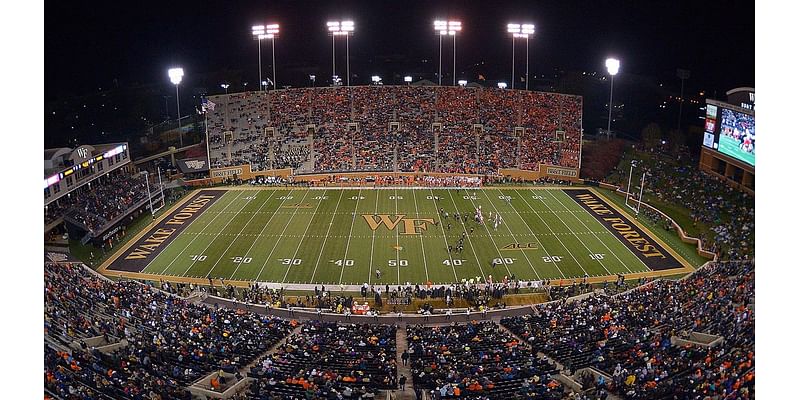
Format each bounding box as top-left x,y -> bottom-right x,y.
102,187 -> 690,286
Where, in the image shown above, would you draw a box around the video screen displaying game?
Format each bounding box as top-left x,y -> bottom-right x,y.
718,108 -> 755,166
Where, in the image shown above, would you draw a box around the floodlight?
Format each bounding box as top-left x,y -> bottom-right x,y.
404,76 -> 413,83
606,58 -> 620,76
521,24 -> 535,34
220,83 -> 229,89
168,68 -> 184,85
458,80 -> 467,87
498,82 -> 507,89
371,75 -> 381,83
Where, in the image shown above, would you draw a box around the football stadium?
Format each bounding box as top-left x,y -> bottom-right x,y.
41,2 -> 756,400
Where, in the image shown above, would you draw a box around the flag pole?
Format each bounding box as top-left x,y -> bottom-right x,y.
204,100 -> 211,178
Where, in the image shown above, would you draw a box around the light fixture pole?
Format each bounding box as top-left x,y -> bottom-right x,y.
327,21 -> 354,86
221,83 -> 229,94
168,67 -> 184,147
605,58 -> 620,137
434,20 -> 461,86
252,25 -> 265,92
507,24 -> 535,90
267,24 -> 279,89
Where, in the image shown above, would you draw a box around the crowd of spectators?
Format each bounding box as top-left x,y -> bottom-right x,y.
206,86 -> 582,175
45,262 -> 296,399
46,171 -> 150,233
248,322 -> 396,399
501,261 -> 754,399
407,321 -> 565,399
606,149 -> 754,260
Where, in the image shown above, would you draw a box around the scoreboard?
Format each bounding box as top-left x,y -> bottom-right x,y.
702,100 -> 755,167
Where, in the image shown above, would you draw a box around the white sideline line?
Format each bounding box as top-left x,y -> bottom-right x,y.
205,190 -> 278,278
254,189 -> 313,282
518,189 -> 590,277
338,188 -> 362,285
549,190 -> 647,274
176,191 -> 260,277
480,188 -> 541,281
309,190 -> 346,282
281,189 -> 330,283
445,190 -> 487,282
229,190 -> 298,279
411,189 -> 431,282
427,189 -> 458,281
157,191 -> 243,275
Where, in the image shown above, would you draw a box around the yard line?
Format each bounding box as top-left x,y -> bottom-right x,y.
229,190 -> 299,279
367,189 -> 380,285
338,188 -> 362,285
480,188 -> 541,280
281,189 -> 330,283
411,189 -> 431,282
254,189 -> 312,282
176,191 -> 261,277
517,189 -> 590,278
394,188 -> 401,285
426,188 -> 458,281
157,191 -> 241,275
548,190 -> 644,273
309,190 -> 346,283
459,190 -> 514,278
204,191 -> 279,278
445,190 -> 487,282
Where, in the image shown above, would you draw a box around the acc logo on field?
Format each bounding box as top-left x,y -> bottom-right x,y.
501,243 -> 539,251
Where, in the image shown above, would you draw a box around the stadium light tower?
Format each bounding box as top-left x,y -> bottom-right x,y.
605,58 -> 620,137
404,76 -> 413,85
328,20 -> 355,86
434,20 -> 461,86
168,67 -> 184,147
220,83 -> 229,94
252,24 -> 279,91
507,23 -> 535,90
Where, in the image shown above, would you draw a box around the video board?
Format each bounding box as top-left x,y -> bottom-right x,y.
702,101 -> 755,167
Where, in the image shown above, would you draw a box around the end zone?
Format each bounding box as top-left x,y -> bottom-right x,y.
100,190 -> 226,273
564,188 -> 692,272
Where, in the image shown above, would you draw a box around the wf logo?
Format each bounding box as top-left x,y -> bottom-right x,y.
362,215 -> 436,235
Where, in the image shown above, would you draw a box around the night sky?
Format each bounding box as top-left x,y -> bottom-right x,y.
46,0 -> 754,100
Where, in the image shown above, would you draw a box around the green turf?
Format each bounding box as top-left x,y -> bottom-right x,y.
140,188 -> 663,285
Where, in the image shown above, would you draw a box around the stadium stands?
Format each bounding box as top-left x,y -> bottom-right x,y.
501,261 -> 754,399
206,87 -> 582,175
45,170 -> 150,232
248,322 -> 396,399
45,262 -> 296,399
407,321 -> 564,399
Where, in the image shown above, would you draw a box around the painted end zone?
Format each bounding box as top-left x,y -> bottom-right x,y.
106,190 -> 225,272
564,189 -> 681,271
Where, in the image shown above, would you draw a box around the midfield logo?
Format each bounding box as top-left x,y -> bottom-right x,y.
362,214 -> 436,235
